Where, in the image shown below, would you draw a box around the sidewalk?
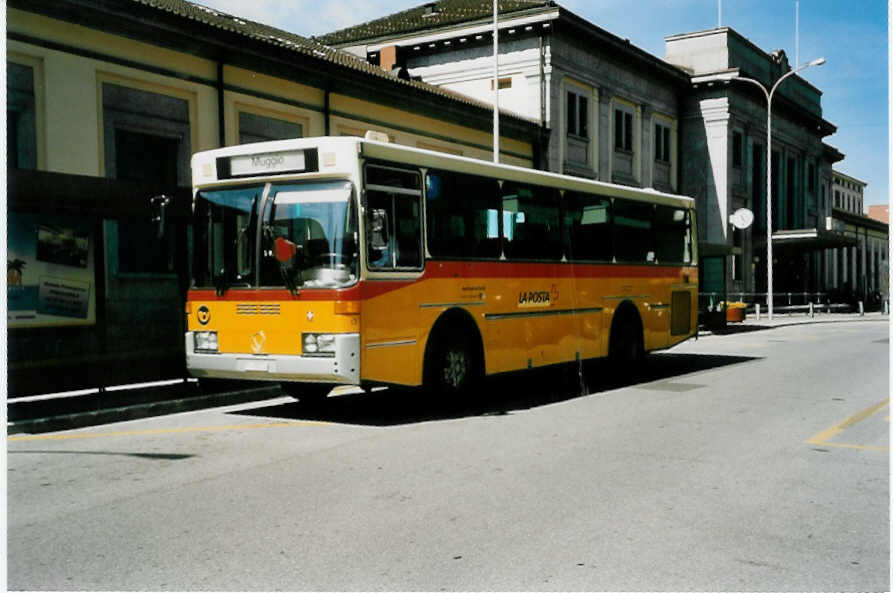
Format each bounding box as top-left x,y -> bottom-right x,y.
8,312 -> 889,435
700,310 -> 889,336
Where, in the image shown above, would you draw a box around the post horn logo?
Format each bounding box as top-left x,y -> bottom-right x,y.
197,305 -> 211,325
250,331 -> 267,354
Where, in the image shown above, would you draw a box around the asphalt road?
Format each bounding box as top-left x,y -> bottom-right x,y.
7,320 -> 890,591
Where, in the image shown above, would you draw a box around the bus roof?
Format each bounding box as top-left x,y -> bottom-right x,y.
192,136 -> 695,209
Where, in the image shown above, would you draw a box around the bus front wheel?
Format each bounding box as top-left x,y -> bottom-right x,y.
424,329 -> 481,398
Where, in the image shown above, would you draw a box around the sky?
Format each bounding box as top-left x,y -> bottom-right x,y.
199,0 -> 889,209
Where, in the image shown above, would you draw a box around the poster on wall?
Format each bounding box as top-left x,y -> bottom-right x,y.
8,212 -> 97,328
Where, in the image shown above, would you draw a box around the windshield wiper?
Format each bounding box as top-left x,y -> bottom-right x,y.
280,263 -> 301,296
214,267 -> 229,296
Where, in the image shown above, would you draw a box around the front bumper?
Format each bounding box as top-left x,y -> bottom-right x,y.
186,332 -> 360,385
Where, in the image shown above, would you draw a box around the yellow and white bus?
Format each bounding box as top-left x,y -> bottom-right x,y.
185,134 -> 697,402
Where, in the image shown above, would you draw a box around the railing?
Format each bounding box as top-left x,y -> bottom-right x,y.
700,292 -> 829,312
699,291 -> 890,318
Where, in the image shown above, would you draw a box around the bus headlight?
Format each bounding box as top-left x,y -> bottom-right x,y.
194,331 -> 219,353
303,333 -> 336,357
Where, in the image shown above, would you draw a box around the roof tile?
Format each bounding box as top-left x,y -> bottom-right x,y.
316,0 -> 554,46
127,0 -> 537,124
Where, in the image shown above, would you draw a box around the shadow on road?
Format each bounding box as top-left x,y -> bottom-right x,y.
706,324 -> 772,335
230,352 -> 761,427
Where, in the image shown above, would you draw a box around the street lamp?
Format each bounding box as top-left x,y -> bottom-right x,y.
731,56 -> 825,320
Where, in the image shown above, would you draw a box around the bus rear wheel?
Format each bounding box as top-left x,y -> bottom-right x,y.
608,314 -> 644,374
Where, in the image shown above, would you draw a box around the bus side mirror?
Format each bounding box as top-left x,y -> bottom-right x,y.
369,208 -> 390,256
151,194 -> 171,239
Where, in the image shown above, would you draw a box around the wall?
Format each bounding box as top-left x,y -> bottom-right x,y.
6,5 -> 535,394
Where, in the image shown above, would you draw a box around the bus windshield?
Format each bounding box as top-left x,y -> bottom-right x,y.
193,180 -> 358,291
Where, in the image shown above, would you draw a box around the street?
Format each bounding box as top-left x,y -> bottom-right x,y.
7,320 -> 890,591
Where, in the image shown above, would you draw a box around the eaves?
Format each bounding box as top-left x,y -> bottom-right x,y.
10,0 -> 542,138
350,7 -> 559,52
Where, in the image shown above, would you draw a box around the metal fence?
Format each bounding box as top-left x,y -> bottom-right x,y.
700,292 -> 830,312
698,291 -> 890,317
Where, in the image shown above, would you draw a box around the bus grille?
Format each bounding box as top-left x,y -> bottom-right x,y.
236,303 -> 281,316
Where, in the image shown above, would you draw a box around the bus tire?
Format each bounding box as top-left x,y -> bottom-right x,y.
280,382 -> 332,406
423,326 -> 481,399
608,305 -> 644,374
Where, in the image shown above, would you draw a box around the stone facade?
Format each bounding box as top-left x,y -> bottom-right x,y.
826,172 -> 888,302
326,5 -> 689,193
665,28 -> 841,298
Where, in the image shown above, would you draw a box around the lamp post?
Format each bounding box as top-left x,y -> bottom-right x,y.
492,0 -> 499,163
731,56 -> 825,320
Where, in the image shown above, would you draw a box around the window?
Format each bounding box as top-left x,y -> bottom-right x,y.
7,61 -> 37,170
563,192 -> 612,262
808,163 -> 816,193
614,108 -> 634,151
654,205 -> 691,264
193,184 -> 264,287
102,82 -> 191,274
752,143 -> 763,230
567,90 -> 589,138
655,123 -> 671,162
613,199 -> 653,262
732,131 -> 743,168
501,182 -> 562,261
731,228 -> 743,281
238,111 -> 303,144
425,170 -> 500,259
835,190 -> 840,208
365,165 -> 422,270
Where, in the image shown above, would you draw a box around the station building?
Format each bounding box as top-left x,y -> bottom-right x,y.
318,2 -> 885,309
664,29 -> 851,305
6,0 -> 542,395
317,0 -> 691,193
826,172 -> 888,303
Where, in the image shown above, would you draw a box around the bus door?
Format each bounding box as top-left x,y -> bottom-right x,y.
361,164 -> 425,385
662,207 -> 697,345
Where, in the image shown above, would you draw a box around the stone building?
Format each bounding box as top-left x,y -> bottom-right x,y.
826,173 -> 888,303
832,171 -> 866,215
317,0 -> 691,192
867,205 -> 889,224
320,4 -> 875,307
664,28 -> 849,301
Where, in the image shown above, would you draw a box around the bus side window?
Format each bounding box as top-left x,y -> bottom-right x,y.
365,164 -> 423,271
654,205 -> 688,264
613,198 -> 654,263
425,170 -> 501,260
394,199 -> 421,267
367,192 -> 394,269
501,182 -> 561,261
564,192 -> 612,262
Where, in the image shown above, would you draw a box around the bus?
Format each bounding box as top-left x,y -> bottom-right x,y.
184,134 -> 697,403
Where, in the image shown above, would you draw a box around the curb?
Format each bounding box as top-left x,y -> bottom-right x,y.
7,385 -> 282,435
699,314 -> 888,336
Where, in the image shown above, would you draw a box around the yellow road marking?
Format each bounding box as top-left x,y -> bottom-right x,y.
806,398 -> 890,451
8,420 -> 329,443
810,442 -> 890,452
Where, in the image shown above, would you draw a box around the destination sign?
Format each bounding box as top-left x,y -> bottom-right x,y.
229,150 -> 306,177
